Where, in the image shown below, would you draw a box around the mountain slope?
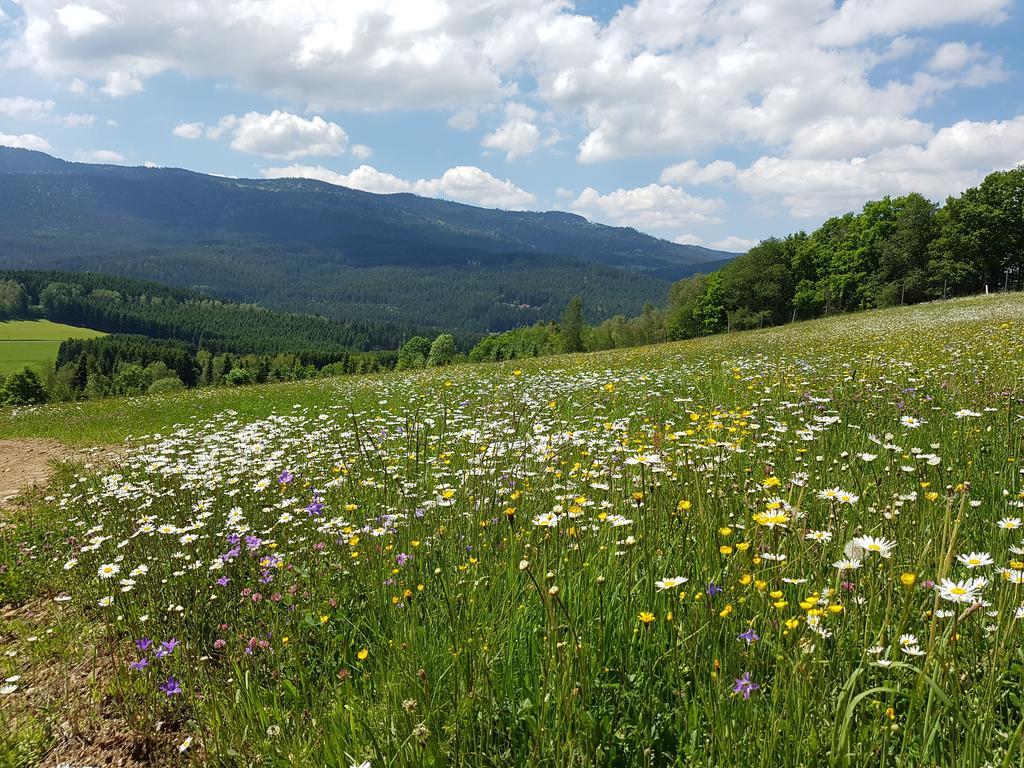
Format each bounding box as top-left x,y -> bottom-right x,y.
0,148 -> 736,332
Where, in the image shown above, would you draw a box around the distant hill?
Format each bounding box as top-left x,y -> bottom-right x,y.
0,147 -> 737,333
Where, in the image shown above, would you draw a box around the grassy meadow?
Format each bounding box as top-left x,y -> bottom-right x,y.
2,294 -> 1024,767
0,319 -> 105,376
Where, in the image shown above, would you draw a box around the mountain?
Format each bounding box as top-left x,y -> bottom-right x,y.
0,147 -> 737,333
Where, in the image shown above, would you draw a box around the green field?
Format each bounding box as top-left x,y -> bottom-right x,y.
2,294 -> 1024,767
0,319 -> 105,375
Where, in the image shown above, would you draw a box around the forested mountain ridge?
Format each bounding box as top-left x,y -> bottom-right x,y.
0,148 -> 736,332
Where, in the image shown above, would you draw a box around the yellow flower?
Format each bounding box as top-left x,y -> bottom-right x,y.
784,617 -> 800,629
357,648 -> 369,661
720,545 -> 733,555
677,500 -> 692,512
638,611 -> 656,626
900,572 -> 917,587
719,526 -> 732,536
719,604 -> 733,618
320,614 -> 329,624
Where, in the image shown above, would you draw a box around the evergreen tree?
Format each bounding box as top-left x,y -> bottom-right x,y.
560,296 -> 585,353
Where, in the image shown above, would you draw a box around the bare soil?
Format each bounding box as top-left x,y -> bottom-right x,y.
0,439 -> 117,508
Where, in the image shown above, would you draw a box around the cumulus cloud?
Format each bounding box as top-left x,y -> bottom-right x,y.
5,0 -> 509,109
0,96 -> 94,127
817,0 -> 1011,46
193,111 -> 348,159
101,71 -> 144,98
447,109 -> 478,131
261,163 -> 537,209
735,116 -> 1024,218
660,160 -> 737,186
2,0 -> 1019,233
673,234 -> 705,246
0,132 -> 51,151
351,144 -> 374,160
228,111 -> 348,159
570,184 -> 724,232
172,122 -> 205,140
77,149 -> 125,163
709,236 -> 757,252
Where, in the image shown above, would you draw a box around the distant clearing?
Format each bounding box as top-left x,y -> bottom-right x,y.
0,319 -> 105,375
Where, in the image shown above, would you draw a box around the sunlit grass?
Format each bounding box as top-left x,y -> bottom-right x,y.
3,294 -> 1024,767
0,319 -> 104,376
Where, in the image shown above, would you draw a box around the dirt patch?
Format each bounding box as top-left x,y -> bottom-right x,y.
0,439 -> 119,508
1,601 -> 179,767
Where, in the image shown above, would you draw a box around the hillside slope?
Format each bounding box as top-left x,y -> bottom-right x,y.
0,148 -> 736,332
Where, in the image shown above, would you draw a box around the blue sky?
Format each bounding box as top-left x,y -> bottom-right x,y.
1,0 -> 1022,252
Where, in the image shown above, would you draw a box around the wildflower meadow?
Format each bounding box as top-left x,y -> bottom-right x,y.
3,294 -> 1024,767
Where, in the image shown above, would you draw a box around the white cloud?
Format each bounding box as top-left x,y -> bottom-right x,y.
0,96 -> 56,122
482,119 -> 540,161
673,234 -> 705,246
0,95 -> 94,127
202,111 -> 348,159
172,122 -> 205,140
350,144 -> 373,160
928,42 -> 976,72
660,160 -> 737,185
570,184 -> 724,232
101,71 -> 144,98
7,1 -> 510,109
0,133 -> 51,151
786,117 -> 934,160
260,163 -> 537,209
448,108 -> 478,131
77,149 -> 125,163
736,116 -> 1024,218
709,236 -> 756,252
481,102 -> 560,161
817,0 -> 1010,46
55,3 -> 111,38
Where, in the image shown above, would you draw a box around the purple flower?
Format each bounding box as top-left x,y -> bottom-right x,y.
706,582 -> 723,598
305,494 -> 325,517
732,672 -> 760,700
414,508 -> 425,519
159,676 -> 182,696
135,637 -> 152,652
216,576 -> 230,587
396,553 -> 409,567
244,535 -> 262,551
278,470 -> 294,485
738,627 -> 759,645
155,638 -> 178,658
130,658 -> 148,671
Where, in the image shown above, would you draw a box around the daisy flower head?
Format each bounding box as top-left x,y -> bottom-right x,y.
957,552 -> 993,569
656,576 -> 688,591
97,562 -> 121,579
853,535 -> 895,559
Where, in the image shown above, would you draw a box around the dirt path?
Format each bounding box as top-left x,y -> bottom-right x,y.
0,439 -> 116,507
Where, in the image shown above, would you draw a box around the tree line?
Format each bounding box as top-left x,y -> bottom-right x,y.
467,165 -> 1024,360
0,271 -> 459,405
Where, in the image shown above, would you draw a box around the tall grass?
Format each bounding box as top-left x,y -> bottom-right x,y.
3,294 -> 1024,766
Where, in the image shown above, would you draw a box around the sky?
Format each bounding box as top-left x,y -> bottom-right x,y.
1,0 -> 1023,253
